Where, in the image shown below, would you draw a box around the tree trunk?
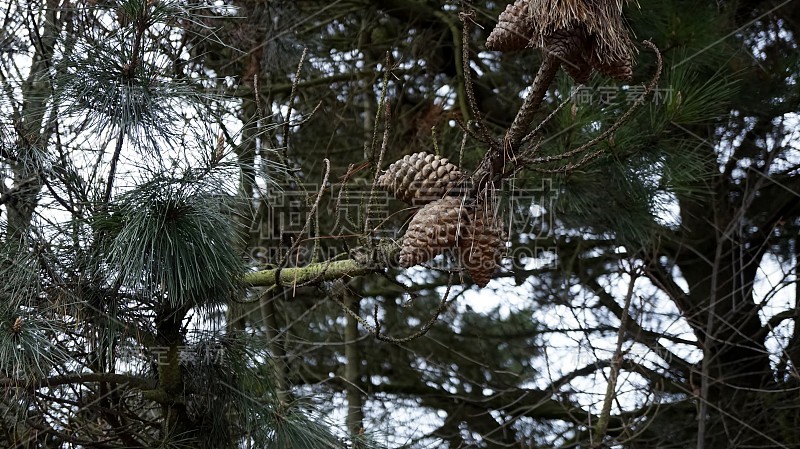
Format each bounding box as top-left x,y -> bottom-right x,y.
345,293 -> 365,440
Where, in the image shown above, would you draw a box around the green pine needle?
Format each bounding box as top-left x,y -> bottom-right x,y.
107,176 -> 243,309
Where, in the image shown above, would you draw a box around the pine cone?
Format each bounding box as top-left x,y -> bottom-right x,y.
590,54 -> 633,82
399,197 -> 466,268
486,0 -> 534,52
460,206 -> 504,288
489,0 -> 637,81
544,26 -> 593,84
377,152 -> 464,205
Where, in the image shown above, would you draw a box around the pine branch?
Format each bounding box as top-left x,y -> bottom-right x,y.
242,242 -> 399,288
471,53 -> 561,194
0,372 -> 157,389
0,176 -> 39,206
504,54 -> 561,149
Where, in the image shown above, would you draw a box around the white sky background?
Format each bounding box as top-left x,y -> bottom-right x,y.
443,244 -> 796,433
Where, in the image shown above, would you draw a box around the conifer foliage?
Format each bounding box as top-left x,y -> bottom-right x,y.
1,0 -> 799,447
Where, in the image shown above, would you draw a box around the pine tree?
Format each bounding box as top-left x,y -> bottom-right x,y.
2,0 -> 800,448
0,0 -> 380,446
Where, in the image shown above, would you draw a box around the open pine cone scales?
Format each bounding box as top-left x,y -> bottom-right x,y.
486,0 -> 636,82
381,151 -> 503,287
460,207 -> 504,288
377,152 -> 463,205
485,0 -> 533,52
399,197 -> 466,268
398,196 -> 504,287
544,26 -> 593,83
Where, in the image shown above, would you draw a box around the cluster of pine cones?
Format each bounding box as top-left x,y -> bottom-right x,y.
377,152 -> 504,288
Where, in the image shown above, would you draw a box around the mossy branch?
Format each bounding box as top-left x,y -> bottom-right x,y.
242,243 -> 399,288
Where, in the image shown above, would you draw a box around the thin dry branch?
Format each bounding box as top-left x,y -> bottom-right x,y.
283,47 -> 308,148
518,40 -> 663,174
594,267 -> 640,444
459,10 -> 493,145
363,55 -> 393,237
330,273 -> 457,345
273,158 -> 331,288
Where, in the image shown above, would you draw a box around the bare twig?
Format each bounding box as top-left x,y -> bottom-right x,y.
454,116 -> 495,147
363,57 -> 393,237
520,89 -> 576,146
331,274 -> 456,345
594,267 -> 640,445
283,47 -> 308,149
274,158 -> 330,288
432,9 -> 470,124
459,10 -> 493,145
377,273 -> 456,344
520,40 -> 664,173
365,51 -> 392,164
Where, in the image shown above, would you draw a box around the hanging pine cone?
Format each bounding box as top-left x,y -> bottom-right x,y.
377,152 -> 464,205
460,206 -> 504,288
487,0 -> 636,82
485,0 -> 534,52
544,25 -> 593,84
399,197 -> 466,268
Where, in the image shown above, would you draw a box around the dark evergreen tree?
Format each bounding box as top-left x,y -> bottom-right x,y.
1,0 -> 799,448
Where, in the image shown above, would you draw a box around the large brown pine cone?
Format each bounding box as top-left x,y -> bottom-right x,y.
377,152 -> 464,205
545,24 -> 632,82
485,0 -> 534,52
460,206 -> 504,288
544,25 -> 593,84
399,197 -> 466,268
